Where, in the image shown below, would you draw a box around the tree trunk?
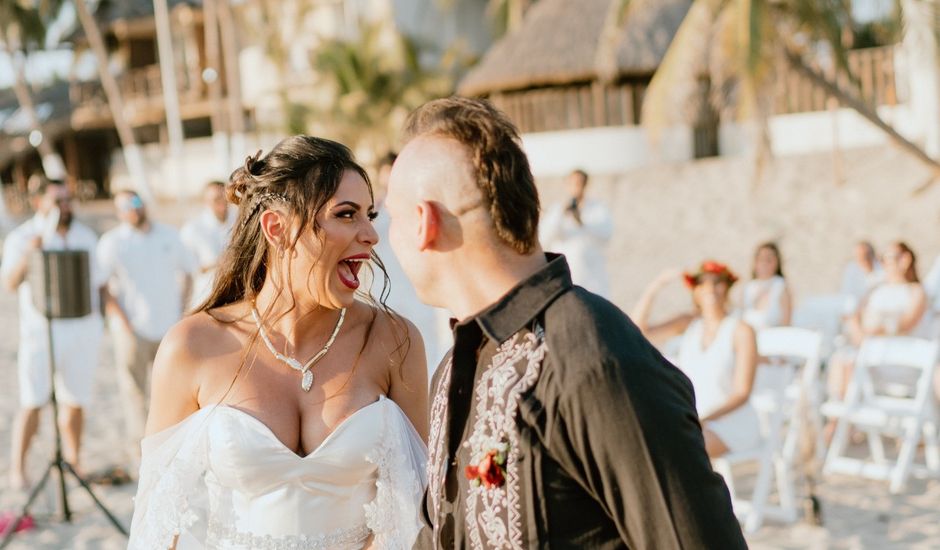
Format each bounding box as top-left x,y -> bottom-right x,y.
784,47 -> 940,192
217,0 -> 246,159
73,0 -> 154,200
1,27 -> 67,181
901,0 -> 940,159
202,0 -> 231,171
153,0 -> 186,199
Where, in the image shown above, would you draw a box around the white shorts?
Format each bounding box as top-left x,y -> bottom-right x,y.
18,316 -> 103,408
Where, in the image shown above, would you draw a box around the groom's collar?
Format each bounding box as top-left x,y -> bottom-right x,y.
458,253 -> 573,344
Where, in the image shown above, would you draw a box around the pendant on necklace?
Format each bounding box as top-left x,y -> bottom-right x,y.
302,370 -> 314,392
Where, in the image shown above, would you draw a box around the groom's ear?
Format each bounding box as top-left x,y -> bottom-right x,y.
416,200 -> 440,252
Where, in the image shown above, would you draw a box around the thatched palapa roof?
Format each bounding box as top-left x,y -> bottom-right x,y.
458,0 -> 691,96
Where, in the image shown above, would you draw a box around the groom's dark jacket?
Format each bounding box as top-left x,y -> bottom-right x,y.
416,254 -> 746,549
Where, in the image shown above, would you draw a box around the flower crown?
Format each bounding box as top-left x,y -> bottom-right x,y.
683,260 -> 738,288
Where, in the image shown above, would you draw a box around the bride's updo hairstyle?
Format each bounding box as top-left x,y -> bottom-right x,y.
195,136 -> 407,366
199,136 -> 373,311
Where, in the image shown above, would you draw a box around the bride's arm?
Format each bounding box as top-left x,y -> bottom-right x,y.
146,316 -> 204,436
387,318 -> 429,441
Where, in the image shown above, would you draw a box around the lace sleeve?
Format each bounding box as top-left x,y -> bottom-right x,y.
364,402 -> 428,550
128,408 -> 214,550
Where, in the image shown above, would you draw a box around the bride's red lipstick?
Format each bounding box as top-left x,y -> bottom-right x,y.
337,253 -> 370,290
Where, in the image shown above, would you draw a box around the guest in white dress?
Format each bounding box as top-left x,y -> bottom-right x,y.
129,137 -> 429,549
539,169 -> 613,297
840,241 -> 884,314
180,181 -> 236,310
740,242 -> 791,330
633,261 -> 761,457
827,241 -> 929,402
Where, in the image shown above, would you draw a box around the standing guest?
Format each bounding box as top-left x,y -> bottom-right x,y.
97,190 -> 194,464
180,181 -> 236,309
827,241 -> 929,401
386,97 -> 745,549
539,168 -> 613,297
840,241 -> 884,313
740,242 -> 792,329
1,181 -> 105,488
633,262 -> 761,458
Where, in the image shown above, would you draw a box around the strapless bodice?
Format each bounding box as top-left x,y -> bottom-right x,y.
200,399 -> 390,548
130,394 -> 427,550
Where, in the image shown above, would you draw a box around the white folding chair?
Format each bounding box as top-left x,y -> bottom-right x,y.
822,337 -> 940,493
792,294 -> 844,359
713,327 -> 822,533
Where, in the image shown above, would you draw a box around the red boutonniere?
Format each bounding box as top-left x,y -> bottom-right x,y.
464,443 -> 508,489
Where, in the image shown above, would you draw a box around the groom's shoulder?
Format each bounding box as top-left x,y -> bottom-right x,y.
540,286 -> 675,386
543,286 -> 644,352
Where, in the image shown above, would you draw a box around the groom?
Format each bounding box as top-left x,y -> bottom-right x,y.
384,97 -> 746,549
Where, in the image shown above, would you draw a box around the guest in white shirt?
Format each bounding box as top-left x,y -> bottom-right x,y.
840,241 -> 884,313
97,190 -> 194,462
180,181 -> 235,309
1,181 -> 104,489
539,169 -> 613,297
740,242 -> 792,329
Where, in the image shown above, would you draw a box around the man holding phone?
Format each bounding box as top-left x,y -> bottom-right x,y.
539,169 -> 614,297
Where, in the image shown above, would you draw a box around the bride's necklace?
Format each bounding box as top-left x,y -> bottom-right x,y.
250,305 -> 347,392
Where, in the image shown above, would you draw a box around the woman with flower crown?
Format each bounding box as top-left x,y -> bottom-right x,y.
127,136 -> 428,549
632,261 -> 761,457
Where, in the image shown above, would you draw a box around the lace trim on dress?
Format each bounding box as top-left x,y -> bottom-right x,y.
129,408 -> 213,550
207,520 -> 370,550
363,397 -> 428,550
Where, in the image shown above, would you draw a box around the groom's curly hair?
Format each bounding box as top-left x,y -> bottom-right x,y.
402,97 -> 540,255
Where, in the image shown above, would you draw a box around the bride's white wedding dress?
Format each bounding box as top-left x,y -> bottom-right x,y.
129,395 -> 427,549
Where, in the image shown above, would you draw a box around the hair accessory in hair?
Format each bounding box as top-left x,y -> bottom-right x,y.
684,260 -> 738,288
242,192 -> 289,228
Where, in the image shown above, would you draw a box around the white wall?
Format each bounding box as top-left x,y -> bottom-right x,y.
522,125 -> 693,178
721,104 -> 923,157
523,103 -> 926,179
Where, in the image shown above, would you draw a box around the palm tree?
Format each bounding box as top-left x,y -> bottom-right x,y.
0,0 -> 67,180
309,21 -> 455,160
601,0 -> 940,184
73,0 -> 153,200
487,0 -> 534,36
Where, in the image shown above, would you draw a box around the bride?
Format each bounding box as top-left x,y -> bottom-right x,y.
128,136 -> 429,549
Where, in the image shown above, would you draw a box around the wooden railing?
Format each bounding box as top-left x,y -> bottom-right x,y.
69,64 -> 208,122
773,45 -> 898,115
488,80 -> 648,134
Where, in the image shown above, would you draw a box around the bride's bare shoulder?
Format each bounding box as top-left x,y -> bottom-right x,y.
349,301 -> 426,369
157,305 -> 251,368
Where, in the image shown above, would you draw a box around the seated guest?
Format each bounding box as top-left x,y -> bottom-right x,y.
827,241 -> 929,401
840,241 -> 884,314
740,242 -> 792,329
633,261 -> 760,457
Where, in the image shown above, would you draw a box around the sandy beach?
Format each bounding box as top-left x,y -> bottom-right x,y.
2,144 -> 940,548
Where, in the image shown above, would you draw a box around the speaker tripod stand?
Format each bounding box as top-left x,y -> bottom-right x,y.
1,250 -> 127,547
